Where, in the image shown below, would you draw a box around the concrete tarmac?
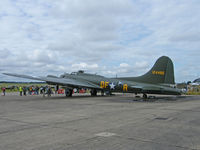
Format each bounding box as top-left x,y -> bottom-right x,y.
0,93 -> 200,150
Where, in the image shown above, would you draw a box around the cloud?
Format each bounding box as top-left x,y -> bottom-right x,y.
0,0 -> 200,82
72,63 -> 98,71
26,49 -> 56,63
119,63 -> 129,68
134,61 -> 148,70
169,33 -> 200,42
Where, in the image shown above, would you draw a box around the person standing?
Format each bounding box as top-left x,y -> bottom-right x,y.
19,86 -> 23,96
42,86 -> 46,97
2,87 -> 6,96
35,86 -> 39,95
29,86 -> 32,95
23,86 -> 27,96
47,86 -> 52,97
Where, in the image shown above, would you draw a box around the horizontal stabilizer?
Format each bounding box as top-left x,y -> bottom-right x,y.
131,85 -> 164,91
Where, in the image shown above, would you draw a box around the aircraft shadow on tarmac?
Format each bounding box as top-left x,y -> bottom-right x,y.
42,94 -> 194,103
132,95 -> 188,102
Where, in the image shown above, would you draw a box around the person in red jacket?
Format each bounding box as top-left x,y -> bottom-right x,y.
2,87 -> 6,96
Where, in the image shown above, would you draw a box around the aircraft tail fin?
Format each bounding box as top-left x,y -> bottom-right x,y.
121,56 -> 175,84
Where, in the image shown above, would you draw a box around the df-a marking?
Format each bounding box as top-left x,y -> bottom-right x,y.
100,81 -> 128,91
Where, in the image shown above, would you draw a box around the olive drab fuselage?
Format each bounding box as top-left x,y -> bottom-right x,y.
60,71 -> 181,95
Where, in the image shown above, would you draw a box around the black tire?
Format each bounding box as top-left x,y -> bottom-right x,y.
143,93 -> 147,99
91,89 -> 97,96
65,89 -> 73,97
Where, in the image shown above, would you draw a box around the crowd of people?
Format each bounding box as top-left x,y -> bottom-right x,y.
1,85 -> 54,97
1,85 -> 89,97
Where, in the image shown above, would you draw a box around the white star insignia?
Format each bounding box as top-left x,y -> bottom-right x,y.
109,82 -> 116,89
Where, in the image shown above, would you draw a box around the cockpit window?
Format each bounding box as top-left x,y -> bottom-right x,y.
71,72 -> 77,75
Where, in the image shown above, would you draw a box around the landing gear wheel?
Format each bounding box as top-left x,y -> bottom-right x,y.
101,90 -> 104,96
69,90 -> 73,97
143,93 -> 147,99
135,93 -> 140,98
65,89 -> 73,97
91,89 -> 97,96
105,91 -> 112,96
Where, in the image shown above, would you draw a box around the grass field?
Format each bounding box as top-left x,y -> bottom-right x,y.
186,91 -> 200,95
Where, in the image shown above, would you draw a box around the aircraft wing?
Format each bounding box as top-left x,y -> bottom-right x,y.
3,73 -> 42,80
3,73 -> 101,89
131,84 -> 181,95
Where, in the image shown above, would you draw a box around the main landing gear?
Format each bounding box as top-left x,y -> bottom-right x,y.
65,89 -> 73,97
90,89 -> 97,96
143,93 -> 148,99
101,90 -> 104,96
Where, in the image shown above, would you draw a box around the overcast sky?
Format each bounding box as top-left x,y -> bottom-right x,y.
0,0 -> 200,82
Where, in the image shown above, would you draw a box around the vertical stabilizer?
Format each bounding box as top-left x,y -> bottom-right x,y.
120,56 -> 175,84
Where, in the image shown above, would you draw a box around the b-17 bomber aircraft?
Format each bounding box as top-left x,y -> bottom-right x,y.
3,56 -> 182,98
